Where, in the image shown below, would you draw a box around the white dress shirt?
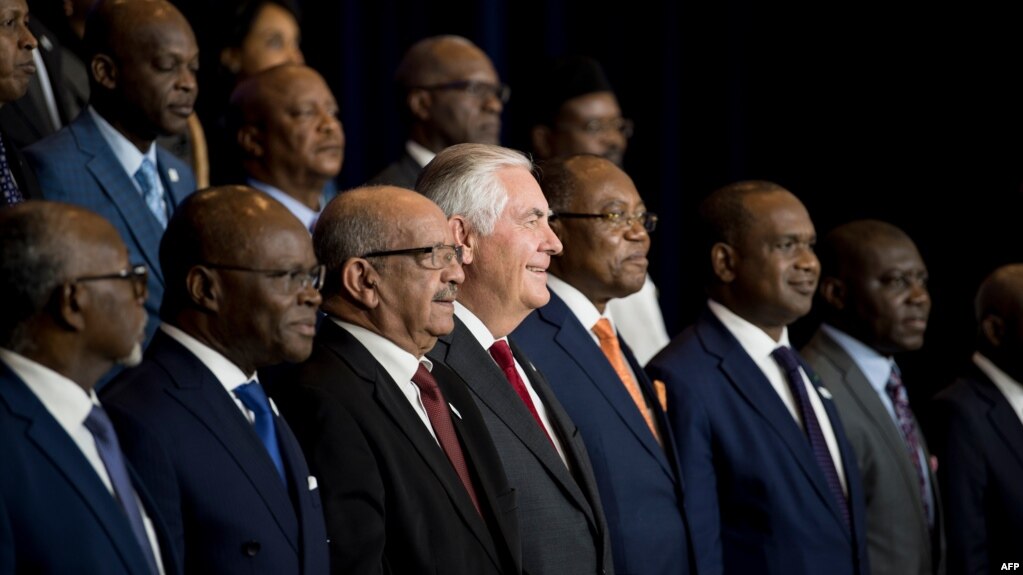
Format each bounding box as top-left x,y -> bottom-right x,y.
0,348 -> 165,574
974,352 -> 1023,426
606,274 -> 671,365
405,139 -> 434,168
88,106 -> 165,200
708,299 -> 848,494
331,318 -> 440,444
455,301 -> 568,466
248,178 -> 321,232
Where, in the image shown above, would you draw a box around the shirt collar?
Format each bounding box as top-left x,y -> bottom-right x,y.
454,301 -> 502,349
405,140 -> 435,169
707,298 -> 792,361
160,324 -> 254,391
820,324 -> 895,393
247,178 -> 320,232
0,348 -> 100,436
546,274 -> 613,333
88,106 -> 157,177
973,352 -> 1023,418
329,318 -> 430,385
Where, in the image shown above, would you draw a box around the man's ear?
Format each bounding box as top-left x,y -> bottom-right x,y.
980,314 -> 1005,348
530,125 -> 553,160
91,54 -> 117,90
187,266 -> 222,312
710,242 -> 737,283
407,88 -> 432,122
237,125 -> 264,158
449,215 -> 474,265
819,277 -> 846,310
55,283 -> 87,332
342,258 -> 381,308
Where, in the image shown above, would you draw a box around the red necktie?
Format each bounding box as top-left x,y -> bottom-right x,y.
411,363 -> 481,515
488,340 -> 553,444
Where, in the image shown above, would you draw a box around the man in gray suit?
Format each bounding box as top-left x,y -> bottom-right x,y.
420,143 -> 613,575
802,219 -> 943,575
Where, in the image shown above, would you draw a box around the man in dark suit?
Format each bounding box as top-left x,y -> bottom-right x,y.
419,143 -> 613,575
802,220 -> 943,575
271,186 -> 520,574
512,155 -> 694,575
368,36 -> 507,188
0,0 -> 41,204
24,0 -> 198,340
929,264 -> 1023,574
0,201 -> 176,574
647,181 -> 869,575
100,186 -> 329,574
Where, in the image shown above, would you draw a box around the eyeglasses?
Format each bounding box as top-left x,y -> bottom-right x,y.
557,117 -> 634,138
411,80 -> 511,104
551,211 -> 658,232
203,263 -> 326,293
362,244 -> 464,270
70,264 -> 149,299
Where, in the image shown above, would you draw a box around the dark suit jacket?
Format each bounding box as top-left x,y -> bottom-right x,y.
0,361 -> 179,574
802,329 -> 944,575
268,320 -> 520,575
24,112 -> 196,342
429,317 -> 613,575
646,308 -> 869,575
100,331 -> 329,575
367,149 -> 421,189
512,292 -> 695,575
929,364 -> 1023,575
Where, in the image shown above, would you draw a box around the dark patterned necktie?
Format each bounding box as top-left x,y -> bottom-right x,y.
885,365 -> 932,527
0,133 -> 24,206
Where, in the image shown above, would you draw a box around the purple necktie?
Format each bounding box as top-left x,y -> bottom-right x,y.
0,133 -> 24,206
885,365 -> 933,527
771,345 -> 850,530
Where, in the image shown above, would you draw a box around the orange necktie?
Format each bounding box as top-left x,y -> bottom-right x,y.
592,318 -> 661,444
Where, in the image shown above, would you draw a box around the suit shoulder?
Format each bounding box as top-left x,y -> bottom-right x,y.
647,325 -> 711,374
100,361 -> 174,411
24,126 -> 80,167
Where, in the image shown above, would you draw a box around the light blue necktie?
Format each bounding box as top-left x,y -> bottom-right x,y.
233,381 -> 287,485
134,158 -> 166,228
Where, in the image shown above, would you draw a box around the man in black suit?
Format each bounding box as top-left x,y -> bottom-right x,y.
368,35 -> 507,188
0,0 -> 41,204
419,143 -> 613,575
271,185 -> 521,574
929,263 -> 1023,574
100,186 -> 329,574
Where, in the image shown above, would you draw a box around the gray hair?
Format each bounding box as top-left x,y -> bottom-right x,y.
416,143 -> 532,236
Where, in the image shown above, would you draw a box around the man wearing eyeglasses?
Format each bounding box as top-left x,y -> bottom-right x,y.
369,35 -> 508,189
0,201 -> 177,573
99,186 -> 329,575
511,154 -> 695,575
270,186 -> 521,574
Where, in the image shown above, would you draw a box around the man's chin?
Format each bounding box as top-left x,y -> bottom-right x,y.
116,343 -> 144,368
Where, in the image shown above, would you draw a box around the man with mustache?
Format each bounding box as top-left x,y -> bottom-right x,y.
270,186 -> 520,574
25,0 -> 199,343
0,201 -> 176,574
421,144 -> 613,575
802,220 -> 942,575
231,64 -> 344,232
100,186 -> 329,575
647,181 -> 869,575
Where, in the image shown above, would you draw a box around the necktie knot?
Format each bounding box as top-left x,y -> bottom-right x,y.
592,318 -> 616,344
84,404 -> 115,443
771,345 -> 802,374
234,380 -> 272,415
411,362 -> 441,399
134,158 -> 166,227
233,381 -> 286,485
488,339 -> 516,371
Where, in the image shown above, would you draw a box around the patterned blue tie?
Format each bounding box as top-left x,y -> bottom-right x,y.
134,158 -> 167,227
233,381 -> 287,485
771,345 -> 851,530
84,405 -> 160,575
0,133 -> 24,206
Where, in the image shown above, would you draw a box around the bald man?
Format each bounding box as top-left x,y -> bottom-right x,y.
25,0 -> 199,343
802,220 -> 942,575
270,187 -> 520,574
231,64 -> 344,232
369,35 -> 507,188
100,186 -> 328,574
930,264 -> 1023,574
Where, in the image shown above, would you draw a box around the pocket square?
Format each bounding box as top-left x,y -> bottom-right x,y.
653,379 -> 668,411
817,386 -> 833,400
308,476 -> 318,491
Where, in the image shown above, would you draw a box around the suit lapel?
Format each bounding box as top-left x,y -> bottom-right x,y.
72,115 -> 165,283
155,148 -> 192,210
148,333 -> 299,552
0,366 -> 152,574
973,369 -> 1023,470
698,311 -> 852,536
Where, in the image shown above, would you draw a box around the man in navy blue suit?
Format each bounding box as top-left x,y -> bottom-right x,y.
513,155 -> 695,575
100,186 -> 329,574
25,0 -> 198,342
0,201 -> 177,574
646,181 -> 869,575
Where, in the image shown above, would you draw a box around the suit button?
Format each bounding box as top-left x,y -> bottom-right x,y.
242,540 -> 261,557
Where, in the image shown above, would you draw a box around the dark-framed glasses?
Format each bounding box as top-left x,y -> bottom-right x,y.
70,264 -> 149,299
362,244 -> 464,270
551,211 -> 658,232
411,80 -> 511,104
203,263 -> 326,293
558,117 -> 634,138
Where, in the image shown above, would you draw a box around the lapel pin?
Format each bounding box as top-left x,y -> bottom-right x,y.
817,387 -> 833,400
168,168 -> 179,183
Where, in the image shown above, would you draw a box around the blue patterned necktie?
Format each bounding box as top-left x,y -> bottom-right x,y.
0,133 -> 24,206
771,345 -> 851,530
233,381 -> 287,485
134,158 -> 167,227
84,405 -> 160,575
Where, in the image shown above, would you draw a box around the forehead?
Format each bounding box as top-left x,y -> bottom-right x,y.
0,0 -> 27,15
394,200 -> 452,245
498,167 -> 546,214
741,191 -> 814,242
559,91 -> 621,121
570,162 -> 640,209
251,2 -> 298,33
264,69 -> 334,106
431,43 -> 497,81
858,237 -> 926,275
120,11 -> 197,58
